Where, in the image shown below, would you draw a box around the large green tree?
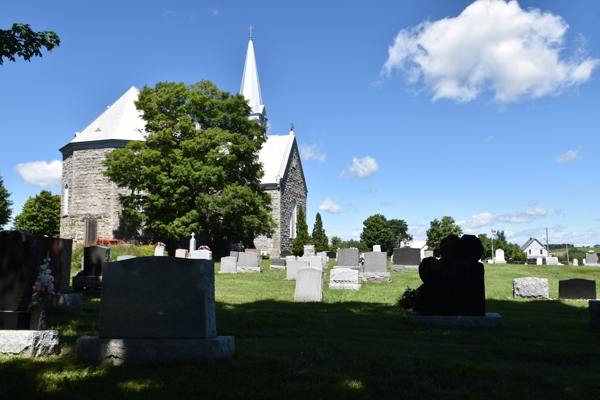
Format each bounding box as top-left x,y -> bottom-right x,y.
104,80 -> 276,247
14,190 -> 60,236
0,175 -> 13,227
292,205 -> 311,256
426,216 -> 463,256
311,213 -> 329,252
1,23 -> 60,65
329,236 -> 342,252
360,214 -> 395,252
387,218 -> 409,249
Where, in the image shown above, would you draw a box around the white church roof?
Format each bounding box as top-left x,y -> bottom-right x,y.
70,86 -> 146,144
240,38 -> 264,116
258,133 -> 295,185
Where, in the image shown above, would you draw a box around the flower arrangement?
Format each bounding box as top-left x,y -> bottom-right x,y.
31,252 -> 55,306
155,242 -> 166,247
403,236 -> 413,247
359,254 -> 365,266
396,286 -> 419,312
197,245 -> 211,251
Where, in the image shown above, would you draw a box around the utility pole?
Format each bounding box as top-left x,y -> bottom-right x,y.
546,228 -> 549,256
566,244 -> 569,264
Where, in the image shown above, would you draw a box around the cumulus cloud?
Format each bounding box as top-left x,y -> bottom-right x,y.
364,188 -> 377,194
341,156 -> 379,179
458,207 -> 548,230
527,200 -> 538,206
382,0 -> 600,103
14,160 -> 62,188
299,144 -> 326,162
556,150 -> 582,163
318,198 -> 347,214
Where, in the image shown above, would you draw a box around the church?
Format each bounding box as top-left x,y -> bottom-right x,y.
58,34 -> 308,253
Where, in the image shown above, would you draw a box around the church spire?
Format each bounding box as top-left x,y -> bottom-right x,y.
240,26 -> 267,126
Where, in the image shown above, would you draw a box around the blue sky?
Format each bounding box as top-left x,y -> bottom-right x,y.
2,0 -> 599,246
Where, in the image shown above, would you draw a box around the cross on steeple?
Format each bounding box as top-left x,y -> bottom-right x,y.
248,25 -> 254,39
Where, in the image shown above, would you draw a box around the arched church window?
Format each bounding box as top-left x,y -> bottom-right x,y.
64,184 -> 69,216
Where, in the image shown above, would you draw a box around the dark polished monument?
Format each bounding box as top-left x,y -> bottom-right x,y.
73,245 -> 110,291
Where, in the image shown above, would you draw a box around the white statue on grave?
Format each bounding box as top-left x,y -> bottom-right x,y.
190,232 -> 196,253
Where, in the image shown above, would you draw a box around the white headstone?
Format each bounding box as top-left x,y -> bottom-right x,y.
189,233 -> 196,253
285,255 -> 296,262
546,257 -> 559,265
189,249 -> 212,260
316,251 -> 328,267
286,260 -> 310,280
303,245 -> 315,257
219,257 -> 237,274
154,244 -> 165,256
175,249 -> 188,258
495,249 -> 506,264
513,277 -> 549,299
573,259 -> 579,266
294,267 -> 324,302
373,245 -> 381,252
307,256 -> 323,269
329,268 -> 361,290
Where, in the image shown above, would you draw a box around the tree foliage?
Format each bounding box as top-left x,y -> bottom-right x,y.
1,23 -> 60,65
387,218 -> 409,249
14,190 -> 60,236
311,213 -> 329,253
0,175 -> 13,226
426,216 -> 463,256
292,205 -> 311,256
360,214 -> 395,253
329,236 -> 342,252
104,80 -> 276,246
478,233 -> 527,262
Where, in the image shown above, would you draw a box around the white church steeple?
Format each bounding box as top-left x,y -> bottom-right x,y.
240,26 -> 267,126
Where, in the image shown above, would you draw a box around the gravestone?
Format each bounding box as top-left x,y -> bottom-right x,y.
237,252 -> 262,273
116,255 -> 136,261
76,257 -> 235,365
536,258 -> 543,265
573,259 -> 579,266
286,260 -> 310,280
326,251 -> 336,260
285,255 -> 296,262
513,277 -> 549,299
270,257 -> 286,271
35,236 -> 73,293
317,251 -> 328,267
154,244 -> 165,256
244,248 -> 260,254
495,249 -> 506,264
585,252 -> 599,266
175,249 -> 188,258
559,278 -> 597,300
307,256 -> 323,269
73,245 -> 110,291
590,300 -> 600,328
329,268 -> 361,290
424,250 -> 434,258
303,245 -> 315,258
270,249 -> 279,257
392,248 -> 421,272
373,245 -> 381,252
189,233 -> 196,252
189,249 -> 212,260
294,267 -> 324,302
546,257 -> 558,265
219,257 -> 237,274
361,251 -> 390,282
336,248 -> 359,269
280,250 -> 293,257
229,251 -> 239,260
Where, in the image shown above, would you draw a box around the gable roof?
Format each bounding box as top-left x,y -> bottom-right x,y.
521,238 -> 547,251
410,241 -> 428,250
258,133 -> 295,185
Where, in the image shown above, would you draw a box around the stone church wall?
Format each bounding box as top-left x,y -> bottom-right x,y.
60,147 -> 128,244
253,188 -> 280,252
279,144 -> 307,252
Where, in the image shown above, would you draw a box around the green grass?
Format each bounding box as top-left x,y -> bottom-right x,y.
2,261 -> 600,399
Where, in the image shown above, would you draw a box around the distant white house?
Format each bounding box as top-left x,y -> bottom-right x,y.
410,240 -> 429,260
521,238 -> 549,259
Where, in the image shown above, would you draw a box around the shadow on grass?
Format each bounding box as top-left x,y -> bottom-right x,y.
1,298 -> 599,400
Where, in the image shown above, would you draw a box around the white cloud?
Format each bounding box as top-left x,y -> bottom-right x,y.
318,198 -> 347,214
527,200 -> 538,206
341,156 -> 379,179
14,160 -> 62,188
299,144 -> 326,162
458,207 -> 548,230
364,188 -> 377,194
556,150 -> 582,163
382,0 -> 600,103
209,7 -> 219,16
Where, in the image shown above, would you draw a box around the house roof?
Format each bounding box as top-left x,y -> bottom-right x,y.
410,241 -> 428,250
521,238 -> 547,251
258,132 -> 295,185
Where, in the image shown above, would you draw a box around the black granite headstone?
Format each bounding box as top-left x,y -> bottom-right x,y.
0,230 -> 42,329
417,234 -> 485,316
326,251 -> 336,259
393,248 -> 421,265
271,257 -> 286,266
81,246 -> 110,277
35,236 -> 73,293
280,250 -> 293,257
559,278 -> 596,300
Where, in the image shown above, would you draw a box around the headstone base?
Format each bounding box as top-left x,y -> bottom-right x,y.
270,265 -> 286,271
0,330 -> 60,356
72,276 -> 102,290
360,272 -> 391,282
76,335 -> 235,366
217,270 -> 237,274
328,282 -> 361,290
333,265 -> 361,271
590,300 -> 600,328
52,293 -> 84,313
404,313 -> 504,328
237,266 -> 263,274
391,265 -> 406,273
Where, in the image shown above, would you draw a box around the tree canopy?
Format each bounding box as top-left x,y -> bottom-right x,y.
360,214 -> 395,253
1,23 -> 60,65
426,216 -> 463,256
0,175 -> 13,227
14,190 -> 60,236
104,80 -> 276,246
292,204 -> 311,256
387,218 -> 409,249
311,213 -> 329,253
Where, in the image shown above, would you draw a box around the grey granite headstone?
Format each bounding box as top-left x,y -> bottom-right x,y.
337,248 -> 359,266
238,252 -> 260,268
294,267 -> 324,302
393,248 -> 421,267
363,252 -> 388,273
329,268 -> 361,290
189,249 -> 212,260
271,257 -> 286,266
229,251 -> 239,260
586,252 -> 599,266
286,260 -> 310,280
117,255 -> 136,261
326,251 -> 336,259
280,250 -> 293,257
559,278 -> 596,299
424,250 -> 434,258
219,257 -> 237,274
81,246 -> 110,276
513,277 -> 549,299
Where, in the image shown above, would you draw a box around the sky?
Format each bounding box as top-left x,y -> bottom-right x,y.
1,0 -> 599,247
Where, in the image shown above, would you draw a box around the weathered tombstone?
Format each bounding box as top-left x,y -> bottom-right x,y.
513,277 -> 549,299
559,278 -> 597,299
285,255 -> 296,262
237,252 -> 262,273
116,255 -> 136,261
189,249 -> 212,260
585,252 -> 599,266
270,249 -> 279,257
373,245 -> 381,252
336,248 -> 359,269
316,251 -> 328,267
392,248 -> 421,271
229,251 -> 239,260
270,257 -> 286,271
573,259 -> 579,266
286,260 -> 310,280
424,250 -> 434,258
280,250 -> 293,257
536,258 -> 543,265
495,249 -> 506,264
590,300 -> 600,328
326,251 -> 336,260
361,251 -> 390,282
546,257 -> 559,266
76,257 -> 235,365
294,267 -> 324,302
329,268 -> 361,290
303,245 -> 315,258
219,257 -> 237,274
175,249 -> 188,258
73,245 -> 110,291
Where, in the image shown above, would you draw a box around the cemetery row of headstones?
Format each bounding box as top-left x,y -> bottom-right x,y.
513,277 -> 597,300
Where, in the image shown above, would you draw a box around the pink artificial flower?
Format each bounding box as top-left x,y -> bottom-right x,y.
48,283 -> 54,291
32,293 -> 38,298
44,282 -> 49,287
33,285 -> 41,291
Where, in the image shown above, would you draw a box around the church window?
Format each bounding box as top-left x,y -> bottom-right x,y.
290,200 -> 297,239
540,249 -> 543,255
64,184 -> 69,216
529,249 -> 531,255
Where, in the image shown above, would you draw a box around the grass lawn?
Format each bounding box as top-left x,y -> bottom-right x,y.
2,260 -> 600,399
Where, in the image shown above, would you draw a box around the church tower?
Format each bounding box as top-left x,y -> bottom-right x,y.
240,28 -> 268,127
